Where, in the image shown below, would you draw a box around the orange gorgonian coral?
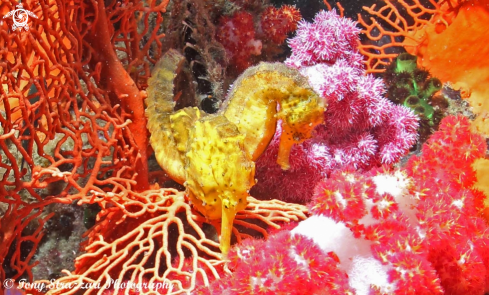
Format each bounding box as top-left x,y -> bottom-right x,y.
1,0 -> 167,284
357,0 -> 462,73
36,188 -> 307,294
1,1 -> 312,294
359,0 -> 489,127
358,0 -> 489,212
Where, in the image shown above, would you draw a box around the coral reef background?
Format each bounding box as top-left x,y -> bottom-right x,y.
0,0 -> 488,294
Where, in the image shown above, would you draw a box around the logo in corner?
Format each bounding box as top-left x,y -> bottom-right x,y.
3,3 -> 38,32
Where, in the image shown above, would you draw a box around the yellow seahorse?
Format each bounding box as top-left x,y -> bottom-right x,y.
145,49 -> 325,256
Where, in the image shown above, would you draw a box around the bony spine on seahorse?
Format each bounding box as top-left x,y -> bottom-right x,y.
146,49 -> 325,256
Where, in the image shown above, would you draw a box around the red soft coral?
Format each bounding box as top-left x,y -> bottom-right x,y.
260,5 -> 301,44
408,115 -> 486,189
405,115 -> 489,294
278,116 -> 488,294
195,231 -> 353,294
309,170 -> 369,222
216,11 -> 262,72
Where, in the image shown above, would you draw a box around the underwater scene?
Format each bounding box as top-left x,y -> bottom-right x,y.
1,0 -> 489,294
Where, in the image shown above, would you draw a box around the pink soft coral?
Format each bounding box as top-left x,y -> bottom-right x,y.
285,10 -> 361,68
252,10 -> 418,203
194,231 -> 353,295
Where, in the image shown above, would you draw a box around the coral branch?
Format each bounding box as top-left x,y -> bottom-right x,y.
0,0 -> 169,283
357,0 -> 463,73
43,189 -> 307,295
85,0 -> 149,190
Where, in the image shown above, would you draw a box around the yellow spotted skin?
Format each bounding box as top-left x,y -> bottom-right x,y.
185,115 -> 255,255
146,50 -> 325,256
145,50 -> 188,184
224,63 -> 325,169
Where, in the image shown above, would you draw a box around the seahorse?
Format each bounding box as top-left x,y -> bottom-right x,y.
146,49 -> 325,256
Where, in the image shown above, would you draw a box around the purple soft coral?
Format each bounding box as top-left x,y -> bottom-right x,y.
251,10 -> 418,203
286,10 -> 362,68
